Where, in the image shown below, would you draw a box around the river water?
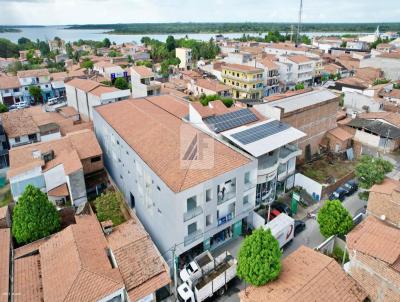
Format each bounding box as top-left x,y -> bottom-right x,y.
0,26 -> 372,44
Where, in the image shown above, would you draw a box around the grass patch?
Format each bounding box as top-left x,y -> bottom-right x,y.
300,158 -> 357,183
93,190 -> 126,226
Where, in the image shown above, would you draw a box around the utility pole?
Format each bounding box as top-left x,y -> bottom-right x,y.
296,0 -> 303,47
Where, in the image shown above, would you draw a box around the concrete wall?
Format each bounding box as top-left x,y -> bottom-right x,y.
43,164 -> 66,191
360,57 -> 400,80
67,169 -> 87,206
294,173 -> 323,201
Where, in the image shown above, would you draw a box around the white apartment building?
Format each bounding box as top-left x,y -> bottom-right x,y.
278,55 -> 314,87
66,78 -> 130,121
264,42 -> 309,56
130,66 -> 161,98
93,95 -> 258,264
16,69 -> 54,103
176,48 -> 193,70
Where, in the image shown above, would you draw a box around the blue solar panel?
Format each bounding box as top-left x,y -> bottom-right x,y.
204,109 -> 258,133
231,120 -> 290,145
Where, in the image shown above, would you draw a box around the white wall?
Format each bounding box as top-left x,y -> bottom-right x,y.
294,173 -> 323,201
43,164 -> 66,191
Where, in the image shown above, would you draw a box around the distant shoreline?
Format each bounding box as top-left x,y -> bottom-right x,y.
0,28 -> 21,33
65,22 -> 400,35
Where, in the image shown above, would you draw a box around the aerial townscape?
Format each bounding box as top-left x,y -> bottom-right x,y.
0,0 -> 400,301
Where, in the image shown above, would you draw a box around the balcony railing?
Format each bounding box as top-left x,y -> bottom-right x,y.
217,212 -> 234,226
183,206 -> 203,222
217,190 -> 236,206
184,229 -> 203,246
223,73 -> 263,83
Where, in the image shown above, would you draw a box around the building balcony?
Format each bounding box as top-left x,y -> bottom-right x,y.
184,229 -> 203,246
223,73 -> 263,83
230,85 -> 263,94
279,144 -> 302,163
217,211 -> 235,226
244,181 -> 257,192
183,206 -> 203,222
258,155 -> 279,176
217,190 -> 236,206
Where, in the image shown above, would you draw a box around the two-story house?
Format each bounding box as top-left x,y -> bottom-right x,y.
176,48 -> 193,71
130,66 -> 161,98
278,55 -> 315,87
221,63 -> 264,99
0,75 -> 23,106
7,129 -> 103,205
93,95 -> 258,265
17,69 -> 54,103
65,78 -> 131,121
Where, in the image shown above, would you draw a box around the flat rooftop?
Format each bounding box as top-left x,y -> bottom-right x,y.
222,120 -> 306,157
267,89 -> 338,114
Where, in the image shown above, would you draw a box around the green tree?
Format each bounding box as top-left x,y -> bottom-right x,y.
12,185 -> 60,244
317,200 -> 353,238
294,83 -> 305,90
199,94 -> 234,108
17,37 -> 31,45
37,40 -> 50,56
166,35 -> 176,52
28,85 -> 42,104
114,77 -> 129,90
81,58 -> 94,69
0,103 -> 8,113
355,155 -> 393,189
237,228 -> 282,286
103,38 -> 111,48
0,38 -> 19,58
94,191 -> 125,226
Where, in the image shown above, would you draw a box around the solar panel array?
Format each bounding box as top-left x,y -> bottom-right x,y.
231,120 -> 290,145
204,109 -> 258,133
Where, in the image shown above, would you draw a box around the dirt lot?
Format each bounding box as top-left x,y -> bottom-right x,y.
299,158 -> 357,184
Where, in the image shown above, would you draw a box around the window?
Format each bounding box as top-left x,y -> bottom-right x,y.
244,172 -> 251,184
188,222 -> 197,235
206,189 -> 212,202
206,215 -> 212,227
91,156 -> 101,163
243,195 -> 249,205
187,196 -> 197,211
28,134 -> 37,141
14,137 -> 20,143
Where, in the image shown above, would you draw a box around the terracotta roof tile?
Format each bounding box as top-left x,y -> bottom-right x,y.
65,78 -> 101,92
13,254 -> 43,302
8,129 -> 101,178
195,78 -> 230,93
222,63 -> 263,73
131,66 -> 154,78
347,216 -> 400,265
95,98 -> 251,192
1,110 -> 40,138
90,85 -> 120,97
370,177 -> 400,195
17,68 -> 49,78
107,220 -> 170,300
0,228 -> 10,302
358,112 -> 400,128
239,246 -> 367,302
0,75 -> 20,89
287,55 -> 313,64
328,127 -> 354,141
146,94 -> 189,118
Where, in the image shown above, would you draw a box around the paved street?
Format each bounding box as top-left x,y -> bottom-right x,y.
211,192 -> 367,302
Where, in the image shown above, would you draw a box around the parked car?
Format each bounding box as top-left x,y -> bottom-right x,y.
329,187 -> 347,201
343,180 -> 358,196
47,97 -> 58,105
268,209 -> 281,221
272,201 -> 293,217
294,220 -> 306,236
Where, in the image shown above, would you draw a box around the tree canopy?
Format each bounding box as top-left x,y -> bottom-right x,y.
114,77 -> 129,90
237,228 -> 282,286
355,155 -> 393,189
12,185 -> 60,244
81,58 -> 94,69
199,94 -> 234,108
317,200 -> 353,238
29,86 -> 42,104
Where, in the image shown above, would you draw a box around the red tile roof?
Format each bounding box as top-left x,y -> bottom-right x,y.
0,228 -> 10,302
240,245 -> 367,302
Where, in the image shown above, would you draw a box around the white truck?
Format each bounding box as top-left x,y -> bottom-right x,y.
177,251 -> 237,302
263,213 -> 294,248
179,251 -> 215,283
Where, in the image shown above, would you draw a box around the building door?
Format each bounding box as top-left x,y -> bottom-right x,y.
305,144 -> 312,162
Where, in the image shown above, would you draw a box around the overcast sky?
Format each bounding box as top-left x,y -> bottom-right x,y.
1,0 -> 399,25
